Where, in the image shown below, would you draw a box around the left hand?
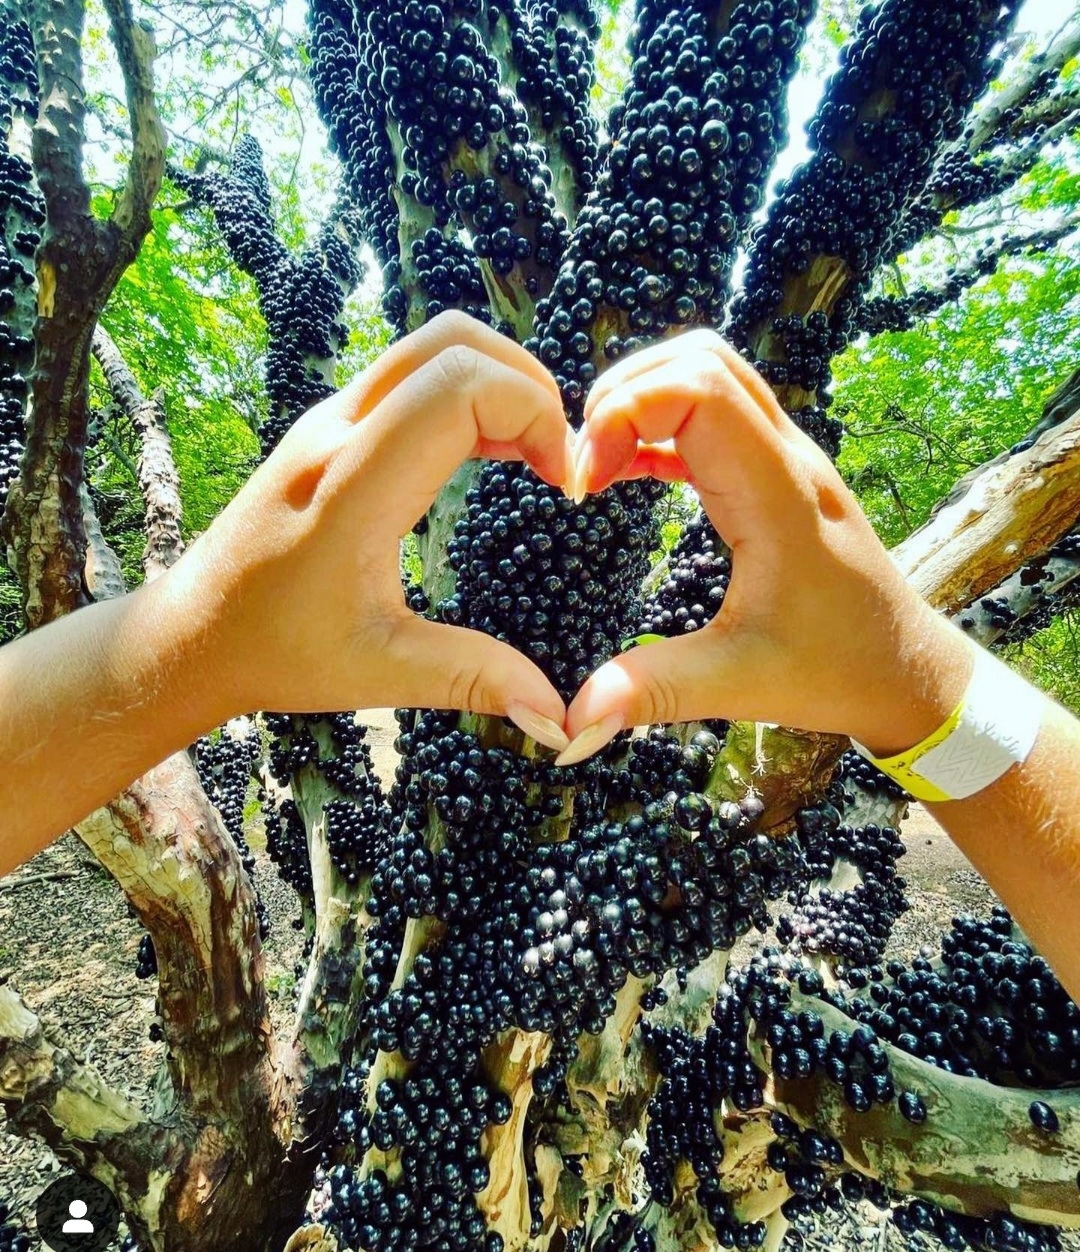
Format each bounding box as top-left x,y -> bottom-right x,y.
160,311 -> 573,748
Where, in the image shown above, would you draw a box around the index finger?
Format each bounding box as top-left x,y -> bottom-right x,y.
323,344 -> 571,537
338,309 -> 564,426
583,328 -> 791,436
579,351 -> 809,548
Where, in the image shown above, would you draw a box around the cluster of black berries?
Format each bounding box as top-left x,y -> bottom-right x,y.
441,463 -> 660,699
384,230 -> 491,330
308,1 -> 397,266
264,795 -> 314,901
263,711 -> 390,892
606,726 -> 722,809
731,0 -> 1021,450
647,947 -> 1069,1252
778,797 -> 909,968
195,725 -> 270,939
955,530 -> 1080,650
497,0 -> 600,197
766,1112 -> 846,1226
311,0 -> 576,336
0,10 -> 40,510
320,699 -> 815,1252
891,1201 -> 1062,1252
526,0 -> 812,422
171,136 -> 360,453
641,1019 -> 727,1205
823,906 -> 1080,1090
135,931 -> 158,980
859,222 -> 1074,338
0,1203 -> 28,1252
637,510 -> 730,638
834,746 -> 911,803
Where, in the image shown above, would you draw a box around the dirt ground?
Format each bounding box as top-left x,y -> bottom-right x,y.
0,713 -> 1070,1250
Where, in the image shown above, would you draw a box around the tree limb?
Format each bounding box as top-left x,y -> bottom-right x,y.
751,990 -> 1080,1225
102,0 -> 166,259
892,401 -> 1080,613
91,326 -> 185,580
4,0 -> 164,627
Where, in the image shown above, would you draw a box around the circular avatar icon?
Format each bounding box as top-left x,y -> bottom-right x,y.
35,1173 -> 120,1252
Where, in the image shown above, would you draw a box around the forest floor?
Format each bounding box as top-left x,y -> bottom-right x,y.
0,711 -> 1074,1251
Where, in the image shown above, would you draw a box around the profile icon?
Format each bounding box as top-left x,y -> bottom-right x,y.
62,1200 -> 95,1234
34,1172 -> 119,1252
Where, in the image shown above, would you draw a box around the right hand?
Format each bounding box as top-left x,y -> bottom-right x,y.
562,330 -> 974,761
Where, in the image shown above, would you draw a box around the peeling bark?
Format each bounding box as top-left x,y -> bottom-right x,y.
91,326 -> 184,581
892,404 -> 1080,613
751,992 -> 1080,1226
5,0 -> 164,626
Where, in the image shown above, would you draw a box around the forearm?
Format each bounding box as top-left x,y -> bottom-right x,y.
0,571 -> 235,875
854,609 -> 1080,1003
924,696 -> 1080,1003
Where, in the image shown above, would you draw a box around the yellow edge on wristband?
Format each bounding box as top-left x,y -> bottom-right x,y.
862,697 -> 967,804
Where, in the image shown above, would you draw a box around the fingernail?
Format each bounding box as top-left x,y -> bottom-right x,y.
572,437 -> 593,505
506,702 -> 570,753
554,713 -> 623,767
562,428 -> 579,502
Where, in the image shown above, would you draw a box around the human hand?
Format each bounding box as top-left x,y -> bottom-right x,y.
158,311 -> 573,751
560,330 -> 974,764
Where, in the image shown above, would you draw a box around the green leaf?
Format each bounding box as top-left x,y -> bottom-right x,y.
620,633 -> 667,651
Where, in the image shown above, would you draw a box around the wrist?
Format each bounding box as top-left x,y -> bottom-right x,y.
138,554 -> 244,737
845,604 -> 975,760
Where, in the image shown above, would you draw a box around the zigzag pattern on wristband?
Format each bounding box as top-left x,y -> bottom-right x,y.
851,645 -> 1044,803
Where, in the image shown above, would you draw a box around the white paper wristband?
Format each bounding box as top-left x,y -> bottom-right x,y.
852,646 -> 1044,803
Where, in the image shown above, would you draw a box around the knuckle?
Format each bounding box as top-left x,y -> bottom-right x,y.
447,664 -> 488,713
681,327 -> 725,354
433,342 -> 482,392
637,664 -> 680,727
428,308 -> 479,342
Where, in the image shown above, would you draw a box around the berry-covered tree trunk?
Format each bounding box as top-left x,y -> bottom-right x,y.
3,2 -> 1080,1252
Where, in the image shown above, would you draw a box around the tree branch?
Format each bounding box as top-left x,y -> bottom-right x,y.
858,217 -> 1080,336
892,400 -> 1080,613
91,326 -> 185,580
962,21 -> 1080,158
751,990 -> 1080,1225
0,983 -> 182,1243
4,0 -> 164,628
79,479 -> 126,601
102,0 -> 166,260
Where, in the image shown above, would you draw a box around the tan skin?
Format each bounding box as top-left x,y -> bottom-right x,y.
2,318 -> 1079,999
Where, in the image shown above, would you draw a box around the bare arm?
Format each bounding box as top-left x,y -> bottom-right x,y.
562,329 -> 1080,1002
0,576 -> 231,876
0,312 -> 572,877
927,699 -> 1080,999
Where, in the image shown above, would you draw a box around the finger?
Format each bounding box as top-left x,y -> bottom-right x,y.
559,630 -> 752,762
624,443 -> 687,483
579,353 -> 792,525
378,615 -> 568,749
583,329 -> 794,439
326,344 -> 570,535
333,310 -> 563,428
583,329 -> 723,423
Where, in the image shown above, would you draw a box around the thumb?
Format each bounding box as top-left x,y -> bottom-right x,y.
378,615 -> 570,753
561,629 -> 747,764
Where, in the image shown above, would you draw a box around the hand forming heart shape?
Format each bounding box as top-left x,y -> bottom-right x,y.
177,311 -> 971,767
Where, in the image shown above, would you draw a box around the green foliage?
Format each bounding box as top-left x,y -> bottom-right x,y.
1004,611 -> 1080,716
836,252 -> 1080,548
85,191 -> 263,586
836,124 -> 1080,702
0,562 -> 22,644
